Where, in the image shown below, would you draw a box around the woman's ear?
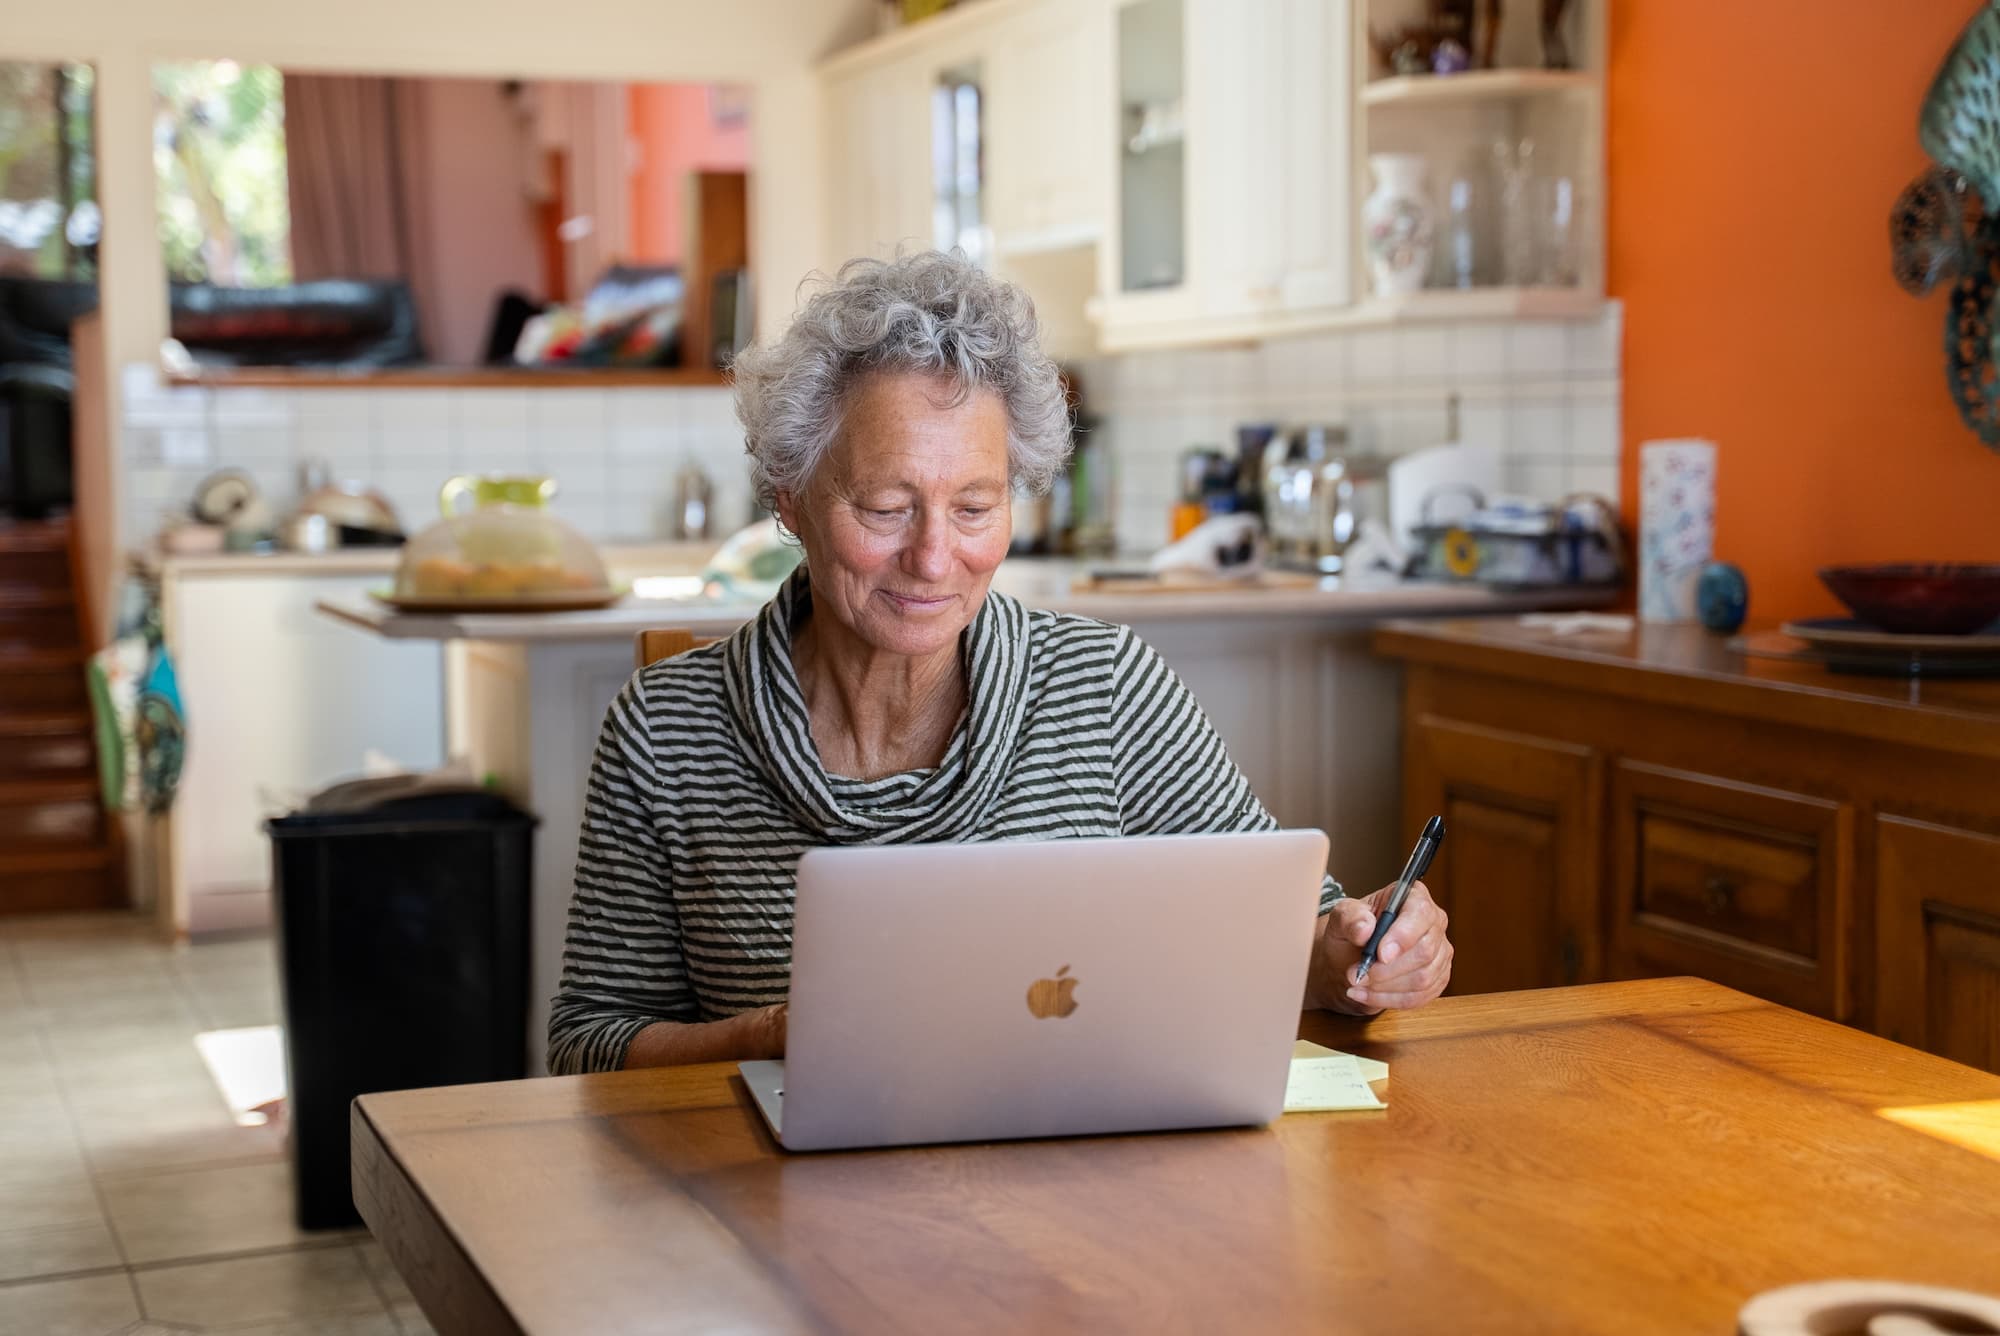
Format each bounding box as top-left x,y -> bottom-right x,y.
773,489 -> 803,541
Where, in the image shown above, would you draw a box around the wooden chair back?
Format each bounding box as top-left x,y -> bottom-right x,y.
635,628 -> 720,669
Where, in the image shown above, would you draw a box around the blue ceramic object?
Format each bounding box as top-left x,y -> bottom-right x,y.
1697,561 -> 1749,634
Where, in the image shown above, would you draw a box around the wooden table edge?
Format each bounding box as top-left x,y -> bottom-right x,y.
353,1094 -> 525,1336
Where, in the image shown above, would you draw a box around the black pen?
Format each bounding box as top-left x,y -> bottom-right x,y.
1354,816 -> 1446,984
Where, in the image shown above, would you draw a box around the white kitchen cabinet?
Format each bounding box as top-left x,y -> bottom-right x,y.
1094,0 -> 1355,350
821,58 -> 935,266
160,561 -> 444,936
986,0 -> 1110,256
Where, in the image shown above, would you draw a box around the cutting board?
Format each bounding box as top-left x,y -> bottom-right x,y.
1069,568 -> 1325,594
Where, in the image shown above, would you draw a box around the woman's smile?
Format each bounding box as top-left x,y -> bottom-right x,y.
879,589 -> 956,614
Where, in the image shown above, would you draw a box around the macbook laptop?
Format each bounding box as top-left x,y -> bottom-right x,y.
739,829 -> 1329,1151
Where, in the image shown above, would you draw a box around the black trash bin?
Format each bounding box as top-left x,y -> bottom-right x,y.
267,789 -> 535,1229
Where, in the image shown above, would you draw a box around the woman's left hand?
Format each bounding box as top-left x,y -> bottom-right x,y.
1318,880 -> 1453,1014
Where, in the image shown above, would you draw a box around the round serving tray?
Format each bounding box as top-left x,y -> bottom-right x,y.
370,588 -> 626,614
1780,616 -> 2000,654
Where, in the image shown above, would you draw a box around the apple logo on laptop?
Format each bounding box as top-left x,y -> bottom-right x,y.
1026,965 -> 1079,1019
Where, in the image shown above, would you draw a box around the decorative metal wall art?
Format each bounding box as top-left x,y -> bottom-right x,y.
1894,1 -> 2000,450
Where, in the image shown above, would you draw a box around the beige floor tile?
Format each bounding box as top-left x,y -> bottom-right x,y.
205,1312 -> 403,1336
0,1216 -> 123,1284
0,1271 -> 141,1336
28,990 -> 203,1038
134,1244 -> 384,1329
71,1082 -> 286,1177
354,1239 -> 414,1306
0,1088 -> 79,1165
39,1017 -> 209,1064
186,984 -> 282,1032
0,1164 -> 122,1283
59,1053 -> 221,1105
19,953 -> 179,995
100,1159 -> 311,1265
391,1298 -> 439,1335
0,1045 -> 61,1097
0,1135 -> 94,1191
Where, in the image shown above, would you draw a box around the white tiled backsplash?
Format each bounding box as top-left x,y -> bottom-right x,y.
120,304 -> 1619,554
118,366 -> 753,548
1076,304 -> 1623,553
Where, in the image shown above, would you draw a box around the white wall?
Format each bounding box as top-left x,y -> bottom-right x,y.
411,78 -> 544,365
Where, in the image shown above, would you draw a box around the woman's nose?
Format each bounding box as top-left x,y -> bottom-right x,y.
904,511 -> 954,580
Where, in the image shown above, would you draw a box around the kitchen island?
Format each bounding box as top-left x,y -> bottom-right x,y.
322,565 -> 1611,1072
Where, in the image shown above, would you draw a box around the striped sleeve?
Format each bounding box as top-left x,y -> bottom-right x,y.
1107,628 -> 1343,913
547,671 -> 699,1075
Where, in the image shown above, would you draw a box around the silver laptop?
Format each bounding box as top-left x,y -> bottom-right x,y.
739,829 -> 1329,1152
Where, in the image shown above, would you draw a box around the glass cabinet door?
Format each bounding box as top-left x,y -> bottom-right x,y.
1116,0 -> 1185,294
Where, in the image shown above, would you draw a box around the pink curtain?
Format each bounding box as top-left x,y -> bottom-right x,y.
283,74 -> 438,350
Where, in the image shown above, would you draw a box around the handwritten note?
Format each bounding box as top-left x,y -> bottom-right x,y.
1285,1041 -> 1387,1113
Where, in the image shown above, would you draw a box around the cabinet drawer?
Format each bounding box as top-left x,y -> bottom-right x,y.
1611,761 -> 1852,1017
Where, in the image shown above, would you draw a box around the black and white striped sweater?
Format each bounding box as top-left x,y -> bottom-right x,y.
548,571 -> 1341,1075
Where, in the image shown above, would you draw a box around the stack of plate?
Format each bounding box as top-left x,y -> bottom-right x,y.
1773,618 -> 2000,678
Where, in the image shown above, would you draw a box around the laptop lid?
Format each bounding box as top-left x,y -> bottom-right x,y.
775,829 -> 1329,1151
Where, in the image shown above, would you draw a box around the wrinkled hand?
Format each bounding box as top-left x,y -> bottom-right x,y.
1320,880 -> 1452,1014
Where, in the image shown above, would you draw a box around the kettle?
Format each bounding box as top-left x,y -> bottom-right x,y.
1261,425 -> 1387,575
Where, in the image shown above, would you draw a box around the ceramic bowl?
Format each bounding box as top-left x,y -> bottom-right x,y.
1818,563 -> 2000,635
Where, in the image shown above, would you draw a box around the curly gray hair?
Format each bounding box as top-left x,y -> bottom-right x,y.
732,251 -> 1072,510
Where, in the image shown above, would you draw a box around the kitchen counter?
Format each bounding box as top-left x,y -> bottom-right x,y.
1373,617 -> 2000,762
318,564 -> 1615,642
139,540 -> 717,581
319,572 -> 1614,1073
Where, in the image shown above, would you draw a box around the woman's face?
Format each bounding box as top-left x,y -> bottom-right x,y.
777,371 -> 1013,660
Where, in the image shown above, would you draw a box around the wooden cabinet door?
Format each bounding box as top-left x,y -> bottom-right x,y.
1406,716 -> 1603,995
1876,815 -> 2000,1072
1610,761 -> 1851,1018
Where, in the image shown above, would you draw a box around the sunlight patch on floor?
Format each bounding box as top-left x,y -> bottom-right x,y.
195,1025 -> 288,1127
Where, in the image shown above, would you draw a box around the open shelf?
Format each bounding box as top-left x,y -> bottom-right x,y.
166,365 -> 731,391
1352,285 -> 1603,322
1362,68 -> 1595,107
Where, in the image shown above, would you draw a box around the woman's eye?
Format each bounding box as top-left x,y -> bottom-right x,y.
865,508 -> 905,520
958,507 -> 991,520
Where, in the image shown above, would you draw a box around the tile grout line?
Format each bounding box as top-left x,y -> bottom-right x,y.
17,936 -> 144,1289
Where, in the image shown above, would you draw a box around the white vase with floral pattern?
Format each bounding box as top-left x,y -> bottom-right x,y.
1363,154 -> 1436,297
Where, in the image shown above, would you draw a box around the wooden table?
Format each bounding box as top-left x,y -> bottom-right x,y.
352,979 -> 2000,1335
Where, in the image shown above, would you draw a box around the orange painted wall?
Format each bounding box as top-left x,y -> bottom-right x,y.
1609,0 -> 2000,622
627,84 -> 751,265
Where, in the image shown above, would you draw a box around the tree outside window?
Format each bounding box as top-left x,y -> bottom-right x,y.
153,61 -> 292,286
0,61 -> 99,281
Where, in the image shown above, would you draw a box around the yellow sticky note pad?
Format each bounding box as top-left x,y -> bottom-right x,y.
1292,1039 -> 1389,1085
1285,1055 -> 1385,1112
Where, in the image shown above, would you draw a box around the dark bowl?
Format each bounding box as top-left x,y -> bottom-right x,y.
1818,563 -> 2000,635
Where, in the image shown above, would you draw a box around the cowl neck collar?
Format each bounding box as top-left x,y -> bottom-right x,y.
721,566 -> 1033,842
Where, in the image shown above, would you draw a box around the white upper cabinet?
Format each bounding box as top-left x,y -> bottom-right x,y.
1094,0 -> 1355,349
821,58 -> 934,266
1190,0 -> 1352,324
986,0 -> 1110,256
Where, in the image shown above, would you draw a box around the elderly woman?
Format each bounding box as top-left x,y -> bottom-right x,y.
549,252 -> 1453,1075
